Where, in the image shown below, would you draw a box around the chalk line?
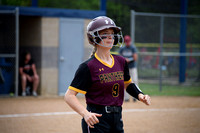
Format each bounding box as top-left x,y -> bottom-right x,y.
0,108 -> 200,118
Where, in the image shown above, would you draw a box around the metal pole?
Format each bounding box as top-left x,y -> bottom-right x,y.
131,10 -> 135,46
134,11 -> 200,18
179,0 -> 188,83
100,0 -> 106,11
15,7 -> 19,97
159,16 -> 164,92
31,0 -> 38,7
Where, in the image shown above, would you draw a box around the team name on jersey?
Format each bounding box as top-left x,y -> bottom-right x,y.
98,71 -> 124,84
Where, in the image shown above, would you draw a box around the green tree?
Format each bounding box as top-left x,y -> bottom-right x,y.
1,0 -> 31,6
107,1 -> 131,35
1,0 -> 199,39
39,0 -> 99,10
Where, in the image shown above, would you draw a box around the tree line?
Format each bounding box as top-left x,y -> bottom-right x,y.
1,0 -> 200,36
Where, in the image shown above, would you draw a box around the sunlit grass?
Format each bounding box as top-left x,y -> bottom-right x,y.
139,83 -> 200,96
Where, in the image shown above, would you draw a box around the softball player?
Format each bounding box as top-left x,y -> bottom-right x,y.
64,16 -> 151,133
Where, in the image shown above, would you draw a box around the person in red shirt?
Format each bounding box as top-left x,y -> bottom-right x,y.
119,35 -> 139,102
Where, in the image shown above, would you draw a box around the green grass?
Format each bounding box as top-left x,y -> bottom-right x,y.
139,83 -> 200,96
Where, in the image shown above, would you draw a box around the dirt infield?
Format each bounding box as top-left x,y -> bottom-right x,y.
0,96 -> 200,133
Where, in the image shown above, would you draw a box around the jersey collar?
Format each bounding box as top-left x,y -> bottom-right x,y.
95,53 -> 114,68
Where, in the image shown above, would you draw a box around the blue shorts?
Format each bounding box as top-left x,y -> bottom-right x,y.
82,104 -> 124,133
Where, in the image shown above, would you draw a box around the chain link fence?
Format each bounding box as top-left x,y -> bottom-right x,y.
0,8 -> 19,96
131,11 -> 200,90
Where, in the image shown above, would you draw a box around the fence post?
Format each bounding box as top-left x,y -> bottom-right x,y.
100,0 -> 106,11
179,0 -> 188,83
159,16 -> 164,92
131,10 -> 135,46
15,7 -> 19,97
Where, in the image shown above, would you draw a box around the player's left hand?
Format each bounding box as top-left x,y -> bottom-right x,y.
138,94 -> 151,105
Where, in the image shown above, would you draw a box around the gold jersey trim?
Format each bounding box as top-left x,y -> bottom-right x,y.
95,53 -> 114,68
124,78 -> 132,84
68,86 -> 86,94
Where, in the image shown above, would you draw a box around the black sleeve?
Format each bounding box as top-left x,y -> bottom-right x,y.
124,60 -> 131,82
126,83 -> 144,100
30,59 -> 34,65
69,63 -> 92,94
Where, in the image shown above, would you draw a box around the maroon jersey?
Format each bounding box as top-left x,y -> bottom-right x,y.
68,53 -> 131,106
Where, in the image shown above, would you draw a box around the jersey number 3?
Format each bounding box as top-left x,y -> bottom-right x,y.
112,83 -> 119,97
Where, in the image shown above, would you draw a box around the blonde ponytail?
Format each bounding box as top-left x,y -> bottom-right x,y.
90,45 -> 97,57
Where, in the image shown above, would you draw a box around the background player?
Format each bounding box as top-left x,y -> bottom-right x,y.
119,35 -> 139,102
64,16 -> 151,133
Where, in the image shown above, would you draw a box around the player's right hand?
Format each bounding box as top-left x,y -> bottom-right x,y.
138,93 -> 151,105
83,111 -> 102,128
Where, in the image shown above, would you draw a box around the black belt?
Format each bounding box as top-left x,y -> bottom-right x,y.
87,104 -> 122,113
105,106 -> 121,113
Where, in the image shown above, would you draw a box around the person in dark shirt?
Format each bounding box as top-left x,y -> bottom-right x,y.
64,16 -> 151,133
19,51 -> 39,96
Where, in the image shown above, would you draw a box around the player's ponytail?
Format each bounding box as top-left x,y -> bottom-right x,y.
90,45 -> 97,57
